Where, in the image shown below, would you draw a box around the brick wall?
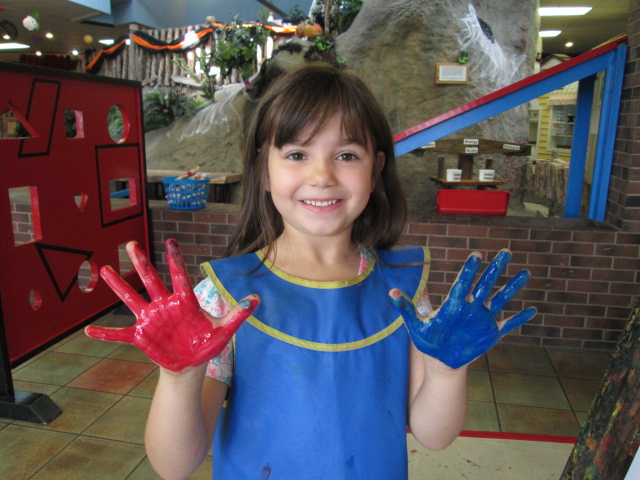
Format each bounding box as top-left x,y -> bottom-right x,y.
607,0 -> 640,230
149,200 -> 639,352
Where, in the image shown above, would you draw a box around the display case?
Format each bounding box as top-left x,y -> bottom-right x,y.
548,104 -> 576,152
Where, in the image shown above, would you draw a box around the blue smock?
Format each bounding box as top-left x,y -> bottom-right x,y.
200,246 -> 430,479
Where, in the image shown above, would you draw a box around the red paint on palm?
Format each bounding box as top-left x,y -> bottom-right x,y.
85,239 -> 259,371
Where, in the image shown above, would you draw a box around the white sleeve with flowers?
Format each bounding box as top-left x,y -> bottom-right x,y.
193,278 -> 234,385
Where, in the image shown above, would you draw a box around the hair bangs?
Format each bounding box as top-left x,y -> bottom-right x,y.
268,72 -> 373,151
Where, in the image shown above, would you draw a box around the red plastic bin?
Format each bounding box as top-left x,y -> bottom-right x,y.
437,190 -> 510,215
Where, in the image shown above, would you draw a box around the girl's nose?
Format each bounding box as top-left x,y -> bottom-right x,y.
308,158 -> 336,186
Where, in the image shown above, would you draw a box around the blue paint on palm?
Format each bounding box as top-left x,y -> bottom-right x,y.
391,250 -> 537,369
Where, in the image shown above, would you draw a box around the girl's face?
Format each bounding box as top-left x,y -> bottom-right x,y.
266,113 -> 383,245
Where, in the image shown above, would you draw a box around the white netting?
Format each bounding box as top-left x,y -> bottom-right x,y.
176,83 -> 245,140
457,4 -> 527,89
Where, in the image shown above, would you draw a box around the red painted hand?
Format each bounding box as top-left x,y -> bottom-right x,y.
85,239 -> 259,372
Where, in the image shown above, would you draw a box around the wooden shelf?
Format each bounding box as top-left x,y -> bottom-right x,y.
430,176 -> 504,189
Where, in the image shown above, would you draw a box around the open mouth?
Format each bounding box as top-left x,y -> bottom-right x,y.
302,199 -> 340,207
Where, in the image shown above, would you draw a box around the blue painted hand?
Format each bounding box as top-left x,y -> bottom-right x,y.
390,249 -> 537,369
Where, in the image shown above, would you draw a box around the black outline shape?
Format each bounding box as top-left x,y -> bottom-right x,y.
95,142 -> 143,228
34,243 -> 94,302
18,79 -> 61,158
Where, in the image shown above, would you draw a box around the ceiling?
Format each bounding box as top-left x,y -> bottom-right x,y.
0,1 -> 632,61
539,0 -> 630,58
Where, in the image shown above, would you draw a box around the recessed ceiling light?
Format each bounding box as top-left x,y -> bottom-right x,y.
45,32 -> 54,39
0,42 -> 29,50
98,38 -> 114,45
72,49 -> 79,55
2,34 -> 10,40
539,7 -> 592,16
540,30 -> 562,38
565,42 -> 574,47
35,51 -> 42,56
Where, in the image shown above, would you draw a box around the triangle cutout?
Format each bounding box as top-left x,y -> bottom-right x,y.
35,243 -> 94,302
1,101 -> 37,138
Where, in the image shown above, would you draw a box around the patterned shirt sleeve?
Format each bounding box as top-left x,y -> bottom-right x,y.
194,278 -> 234,385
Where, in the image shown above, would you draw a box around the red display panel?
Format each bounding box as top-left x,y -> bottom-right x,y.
0,63 -> 150,364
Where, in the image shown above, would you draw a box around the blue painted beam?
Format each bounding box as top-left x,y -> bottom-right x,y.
588,44 -> 627,221
564,75 -> 596,218
394,53 -> 612,157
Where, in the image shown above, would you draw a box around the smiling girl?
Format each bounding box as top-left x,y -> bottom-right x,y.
87,62 -> 536,479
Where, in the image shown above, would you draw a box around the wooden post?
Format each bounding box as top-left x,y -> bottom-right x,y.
128,24 -> 138,81
437,155 -> 445,179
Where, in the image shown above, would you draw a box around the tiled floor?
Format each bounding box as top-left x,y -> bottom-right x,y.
1,308 -> 612,479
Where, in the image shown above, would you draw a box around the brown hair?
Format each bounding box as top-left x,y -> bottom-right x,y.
225,62 -> 407,258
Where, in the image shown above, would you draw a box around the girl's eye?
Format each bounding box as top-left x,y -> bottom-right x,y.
286,152 -> 306,161
338,152 -> 358,162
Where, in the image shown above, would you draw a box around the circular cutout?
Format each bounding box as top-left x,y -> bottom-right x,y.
29,289 -> 42,310
107,104 -> 130,143
74,192 -> 88,212
78,260 -> 99,292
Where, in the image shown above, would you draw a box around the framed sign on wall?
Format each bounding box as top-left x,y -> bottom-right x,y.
436,63 -> 468,84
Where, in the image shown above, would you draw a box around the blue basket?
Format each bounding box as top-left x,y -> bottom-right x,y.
163,176 -> 210,210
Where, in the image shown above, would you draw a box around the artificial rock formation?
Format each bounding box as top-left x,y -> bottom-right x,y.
145,0 -> 538,212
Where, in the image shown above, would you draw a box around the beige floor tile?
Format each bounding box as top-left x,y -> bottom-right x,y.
407,434 -> 573,480
12,379 -> 61,396
468,369 -> 494,402
128,368 -> 159,398
67,358 -> 157,394
30,436 -> 145,480
497,404 -> 580,437
128,456 -> 213,480
469,354 -> 488,370
465,401 -> 500,432
559,377 -> 601,412
547,349 -> 611,379
14,387 -> 122,433
55,332 -> 122,357
94,312 -> 137,328
0,424 -> 75,480
491,371 -> 571,410
84,396 -> 151,444
108,343 -> 155,363
488,344 -> 555,375
12,352 -> 101,386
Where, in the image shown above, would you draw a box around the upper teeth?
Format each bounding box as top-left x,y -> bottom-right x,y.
304,199 -> 339,207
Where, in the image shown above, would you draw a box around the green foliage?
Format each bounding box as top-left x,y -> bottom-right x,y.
304,34 -> 345,67
142,88 -> 200,132
213,16 -> 268,80
287,3 -> 308,24
174,52 -> 217,100
337,0 -> 363,33
311,0 -> 363,34
107,105 -> 124,141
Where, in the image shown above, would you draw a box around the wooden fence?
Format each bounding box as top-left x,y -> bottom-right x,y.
88,24 -> 283,89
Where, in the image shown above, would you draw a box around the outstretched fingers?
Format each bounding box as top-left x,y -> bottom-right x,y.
127,241 -> 169,300
165,239 -> 197,303
218,294 -> 260,335
100,265 -> 147,317
489,269 -> 531,314
498,307 -> 537,336
389,288 -> 425,330
85,325 -> 136,344
472,249 -> 511,305
443,253 -> 481,318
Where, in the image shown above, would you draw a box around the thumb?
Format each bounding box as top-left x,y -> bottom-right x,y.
85,325 -> 135,344
216,294 -> 260,336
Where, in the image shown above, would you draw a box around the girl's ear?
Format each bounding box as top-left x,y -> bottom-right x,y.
372,151 -> 386,191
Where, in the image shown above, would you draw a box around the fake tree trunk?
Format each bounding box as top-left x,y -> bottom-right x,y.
560,296 -> 640,480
